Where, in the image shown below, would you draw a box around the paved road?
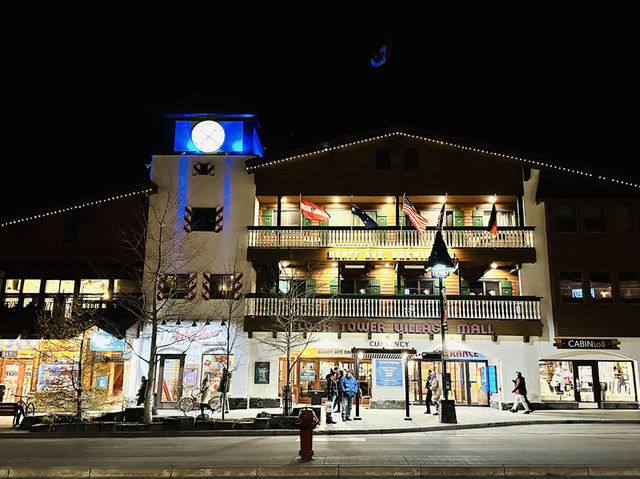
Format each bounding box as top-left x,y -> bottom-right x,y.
0,424 -> 638,468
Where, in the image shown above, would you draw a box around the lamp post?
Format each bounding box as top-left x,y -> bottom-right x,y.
426,229 -> 457,424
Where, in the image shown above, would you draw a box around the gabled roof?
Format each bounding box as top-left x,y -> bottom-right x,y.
245,126 -> 639,191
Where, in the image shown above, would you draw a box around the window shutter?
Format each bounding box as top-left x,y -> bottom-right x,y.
393,277 -> 405,294
303,217 -> 312,227
472,209 -> 484,227
454,210 -> 465,227
262,209 -> 272,226
306,279 -> 317,295
460,279 -> 470,295
500,280 -> 513,296
377,215 -> 387,226
369,278 -> 381,295
330,278 -> 339,294
319,220 -> 328,227
433,280 -> 441,296
183,206 -> 192,233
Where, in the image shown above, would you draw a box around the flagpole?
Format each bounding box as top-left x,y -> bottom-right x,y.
350,194 -> 354,233
299,193 -> 302,232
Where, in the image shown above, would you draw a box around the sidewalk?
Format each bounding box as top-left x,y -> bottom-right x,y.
2,404 -> 639,436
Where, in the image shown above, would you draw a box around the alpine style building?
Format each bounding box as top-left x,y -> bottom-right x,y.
1,113 -> 638,415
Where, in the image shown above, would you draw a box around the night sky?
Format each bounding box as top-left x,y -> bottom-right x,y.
2,15 -> 638,219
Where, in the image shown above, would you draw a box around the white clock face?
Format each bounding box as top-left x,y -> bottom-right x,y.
191,120 -> 225,153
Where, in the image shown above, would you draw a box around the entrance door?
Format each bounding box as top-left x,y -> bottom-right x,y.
447,361 -> 490,406
0,360 -> 32,401
156,355 -> 185,409
575,362 -> 601,407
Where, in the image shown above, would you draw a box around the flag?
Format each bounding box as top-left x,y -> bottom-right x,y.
488,203 -> 498,237
436,202 -> 445,233
442,286 -> 448,332
351,204 -> 378,229
300,196 -> 331,222
370,38 -> 392,68
402,195 -> 428,233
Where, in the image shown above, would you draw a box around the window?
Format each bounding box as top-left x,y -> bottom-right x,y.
598,361 -> 636,402
539,361 -> 575,401
555,204 -> 577,232
191,207 -> 217,231
45,280 -> 75,294
22,280 -> 41,294
375,149 -> 390,169
278,279 -> 307,295
589,272 -> 612,302
583,203 -> 606,232
114,279 -> 139,294
465,280 -> 501,296
619,272 -> 640,303
162,274 -> 190,299
340,279 -> 370,294
210,274 -> 234,299
404,280 -> 434,295
611,204 -> 634,232
194,162 -> 213,175
404,149 -> 418,169
484,281 -> 500,296
4,279 -> 21,293
560,272 -> 583,303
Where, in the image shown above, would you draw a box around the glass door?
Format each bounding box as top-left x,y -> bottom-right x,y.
575,362 -> 600,405
156,355 -> 185,409
468,361 -> 489,405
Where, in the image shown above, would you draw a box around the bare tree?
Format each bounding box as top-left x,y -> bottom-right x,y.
252,263 -> 333,416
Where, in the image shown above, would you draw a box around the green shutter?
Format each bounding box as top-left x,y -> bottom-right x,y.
472,209 -> 484,227
303,217 -> 312,227
306,279 -> 317,294
433,280 -> 441,296
319,220 -> 329,227
330,278 -> 339,294
454,210 -> 465,227
262,209 -> 273,226
393,278 -> 405,294
460,279 -> 470,295
500,280 -> 513,296
377,215 -> 387,226
369,278 -> 381,295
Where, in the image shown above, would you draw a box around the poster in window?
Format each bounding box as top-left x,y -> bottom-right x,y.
96,376 -> 109,389
254,362 -> 270,384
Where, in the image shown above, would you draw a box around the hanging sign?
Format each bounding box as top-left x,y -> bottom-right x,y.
554,338 -> 619,350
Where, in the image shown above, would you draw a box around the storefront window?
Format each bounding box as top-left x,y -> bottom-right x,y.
201,354 -> 233,392
539,361 -> 575,401
598,361 -> 636,402
619,272 -> 640,303
589,272 -> 612,302
560,272 -> 583,303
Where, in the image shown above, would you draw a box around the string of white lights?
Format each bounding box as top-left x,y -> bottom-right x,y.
0,188 -> 155,228
246,131 -> 640,189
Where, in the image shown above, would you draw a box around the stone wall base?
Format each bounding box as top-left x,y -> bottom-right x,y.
370,399 -> 405,409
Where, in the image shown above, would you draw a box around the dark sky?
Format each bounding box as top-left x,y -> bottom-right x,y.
2,15 -> 638,218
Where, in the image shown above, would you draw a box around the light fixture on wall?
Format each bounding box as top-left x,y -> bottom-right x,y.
176,318 -> 182,325
161,319 -> 167,326
491,262 -> 498,269
489,195 -> 497,204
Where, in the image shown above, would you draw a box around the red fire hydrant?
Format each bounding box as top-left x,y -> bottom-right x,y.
295,407 -> 319,462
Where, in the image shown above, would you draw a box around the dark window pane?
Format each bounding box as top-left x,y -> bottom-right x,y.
620,272 -> 640,303
192,207 -> 217,231
404,149 -> 418,169
555,204 -> 577,232
584,203 -> 606,232
484,281 -> 500,296
162,274 -> 190,299
589,272 -> 612,302
612,204 -> 634,232
560,272 -> 583,303
468,281 -> 484,296
376,149 -> 390,169
210,274 -> 233,299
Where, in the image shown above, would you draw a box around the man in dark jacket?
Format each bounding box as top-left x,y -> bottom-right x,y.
340,370 -> 358,421
424,369 -> 433,414
510,371 -> 530,414
325,368 -> 338,424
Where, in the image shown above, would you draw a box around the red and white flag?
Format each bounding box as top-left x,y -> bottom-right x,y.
402,195 -> 428,233
300,196 -> 331,222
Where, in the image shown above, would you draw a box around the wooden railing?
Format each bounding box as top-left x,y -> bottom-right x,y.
246,294 -> 541,321
247,226 -> 535,249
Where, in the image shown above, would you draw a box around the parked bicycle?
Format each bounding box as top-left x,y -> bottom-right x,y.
13,394 -> 36,428
177,387 -> 221,414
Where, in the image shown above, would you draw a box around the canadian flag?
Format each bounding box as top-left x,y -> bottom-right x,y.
300,196 -> 331,222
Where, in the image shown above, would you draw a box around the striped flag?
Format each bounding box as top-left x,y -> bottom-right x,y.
402,195 -> 428,233
436,202 -> 445,233
300,196 -> 331,222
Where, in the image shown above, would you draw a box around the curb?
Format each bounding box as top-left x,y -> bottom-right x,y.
2,465 -> 640,477
0,418 -> 638,439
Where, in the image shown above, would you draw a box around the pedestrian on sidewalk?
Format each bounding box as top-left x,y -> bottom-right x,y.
136,376 -> 147,406
325,368 -> 338,424
424,369 -> 433,414
334,369 -> 344,414
199,373 -> 214,417
219,368 -> 231,413
510,371 -> 531,414
340,369 -> 358,421
430,372 -> 441,415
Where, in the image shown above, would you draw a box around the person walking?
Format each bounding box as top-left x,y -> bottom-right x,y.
340,369 -> 358,421
510,371 -> 531,414
199,373 -> 214,417
424,369 -> 433,414
136,376 -> 147,406
325,368 -> 338,424
334,369 -> 344,414
430,372 -> 441,416
219,368 -> 231,413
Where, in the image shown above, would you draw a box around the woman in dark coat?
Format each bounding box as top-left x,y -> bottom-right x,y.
424,369 -> 433,414
333,369 -> 344,413
136,376 -> 147,406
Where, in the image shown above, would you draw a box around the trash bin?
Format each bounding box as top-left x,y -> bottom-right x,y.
309,390 -> 323,406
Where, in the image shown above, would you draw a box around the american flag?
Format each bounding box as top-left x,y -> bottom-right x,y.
436,202 -> 446,233
402,195 -> 428,233
442,285 -> 448,332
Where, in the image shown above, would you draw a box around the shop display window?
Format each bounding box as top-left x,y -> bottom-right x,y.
589,272 -> 612,302
539,361 -> 575,401
36,363 -> 79,391
201,354 -> 233,393
598,361 -> 636,402
619,272 -> 640,303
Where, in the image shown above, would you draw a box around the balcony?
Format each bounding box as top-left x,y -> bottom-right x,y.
248,226 -> 535,249
245,294 -> 541,321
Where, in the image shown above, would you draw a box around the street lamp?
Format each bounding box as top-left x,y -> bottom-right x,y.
426,229 -> 457,424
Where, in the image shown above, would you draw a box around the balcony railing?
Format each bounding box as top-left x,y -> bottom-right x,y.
246,294 -> 541,321
248,226 -> 535,249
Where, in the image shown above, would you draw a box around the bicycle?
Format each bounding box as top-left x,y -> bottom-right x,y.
13,394 -> 36,428
177,387 -> 221,414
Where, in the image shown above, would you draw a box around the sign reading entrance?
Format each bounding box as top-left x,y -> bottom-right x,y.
375,360 -> 403,387
555,338 -> 619,350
